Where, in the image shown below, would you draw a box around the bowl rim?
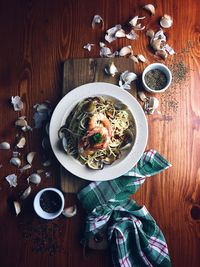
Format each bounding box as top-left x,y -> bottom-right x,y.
142,63 -> 172,93
33,187 -> 65,220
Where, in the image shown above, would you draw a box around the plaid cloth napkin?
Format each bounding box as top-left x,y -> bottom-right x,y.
78,149 -> 172,267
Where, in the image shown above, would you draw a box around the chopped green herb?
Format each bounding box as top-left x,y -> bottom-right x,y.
89,133 -> 102,145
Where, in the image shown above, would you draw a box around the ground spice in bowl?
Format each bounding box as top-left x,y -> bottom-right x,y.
144,69 -> 168,90
34,188 -> 65,219
40,190 -> 62,213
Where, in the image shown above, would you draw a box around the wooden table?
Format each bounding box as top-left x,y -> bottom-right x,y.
0,1 -> 199,266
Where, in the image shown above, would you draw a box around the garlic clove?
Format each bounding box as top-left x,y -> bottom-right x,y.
13,201 -> 21,216
27,152 -> 36,165
133,23 -> 145,31
62,205 -> 77,218
10,157 -> 21,168
119,70 -> 137,90
160,14 -> 173,28
146,29 -> 155,38
5,174 -> 18,187
123,72 -> 137,83
129,55 -> 139,63
27,173 -> 41,184
104,62 -> 118,77
137,54 -> 147,63
21,186 -> 31,200
144,97 -> 159,114
164,44 -> 175,55
20,164 -> 32,173
92,15 -> 104,29
138,91 -> 148,102
105,24 -> 122,43
16,137 -> 26,148
0,141 -> 10,150
126,29 -> 138,40
129,16 -> 145,27
11,96 -> 23,111
143,4 -> 156,15
15,118 -> 28,127
100,47 -> 112,57
151,38 -> 163,51
115,29 -> 126,38
83,43 -> 95,52
129,16 -> 139,27
119,46 -> 133,57
99,42 -> 105,48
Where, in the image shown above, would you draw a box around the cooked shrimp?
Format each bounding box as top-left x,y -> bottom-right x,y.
79,126 -> 110,156
88,113 -> 113,137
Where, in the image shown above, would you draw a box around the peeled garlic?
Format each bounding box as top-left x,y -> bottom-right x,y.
27,152 -> 36,165
137,54 -> 146,63
13,201 -> 21,216
119,46 -> 133,57
62,205 -> 77,218
104,62 -> 118,77
160,14 -> 173,28
129,55 -> 139,63
16,137 -> 26,148
0,141 -> 10,150
27,173 -> 41,184
143,4 -> 155,15
21,186 -> 31,200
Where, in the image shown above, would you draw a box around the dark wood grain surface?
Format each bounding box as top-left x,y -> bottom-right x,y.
0,1 -> 199,267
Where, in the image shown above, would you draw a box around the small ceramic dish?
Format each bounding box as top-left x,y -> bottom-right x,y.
33,188 -> 65,220
142,63 -> 172,93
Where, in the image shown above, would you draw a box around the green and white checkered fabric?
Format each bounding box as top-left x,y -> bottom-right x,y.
78,149 -> 172,267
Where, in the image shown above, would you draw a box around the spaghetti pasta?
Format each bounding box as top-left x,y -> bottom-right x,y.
58,96 -> 135,169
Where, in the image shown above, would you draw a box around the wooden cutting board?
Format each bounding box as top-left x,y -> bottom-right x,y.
61,58 -> 137,193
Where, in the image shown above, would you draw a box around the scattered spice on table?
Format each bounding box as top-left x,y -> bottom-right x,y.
18,217 -> 65,255
144,69 -> 168,90
160,55 -> 190,115
170,60 -> 189,84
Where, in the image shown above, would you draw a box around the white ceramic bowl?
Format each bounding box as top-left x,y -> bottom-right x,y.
33,188 -> 65,220
49,82 -> 148,181
142,63 -> 172,93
